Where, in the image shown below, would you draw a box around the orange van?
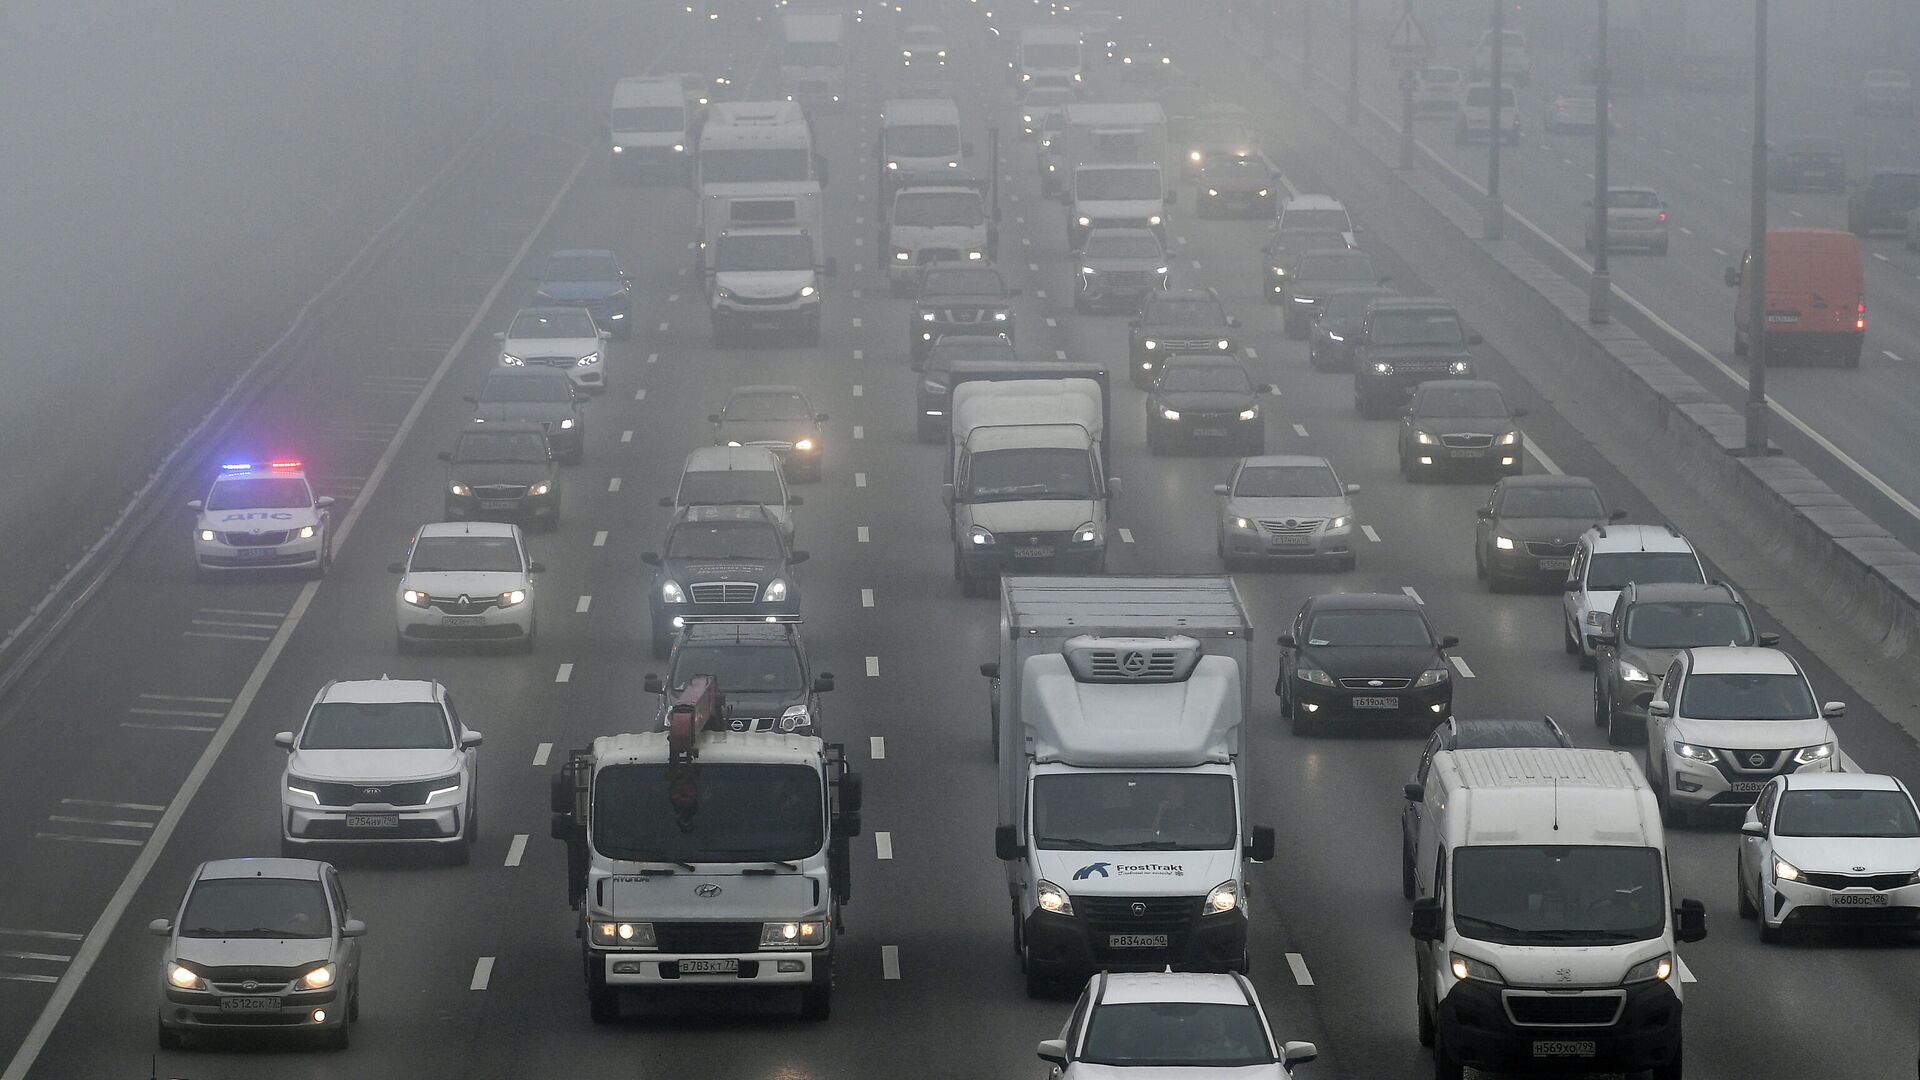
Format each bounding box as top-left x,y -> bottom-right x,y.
1725,228 -> 1866,367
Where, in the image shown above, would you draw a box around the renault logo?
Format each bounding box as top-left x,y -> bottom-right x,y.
696,883 -> 723,898
1119,651 -> 1150,676
1130,902 -> 1148,918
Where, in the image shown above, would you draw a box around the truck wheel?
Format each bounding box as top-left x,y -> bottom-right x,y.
587,983 -> 619,1024
1415,988 -> 1435,1047
799,980 -> 832,1021
1650,1043 -> 1683,1080
1737,862 -> 1757,920
1563,618 -> 1581,655
1431,1032 -> 1465,1080
1401,838 -> 1417,900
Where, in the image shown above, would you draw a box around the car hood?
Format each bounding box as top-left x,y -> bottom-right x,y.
1158,390 -> 1256,413
1076,197 -> 1162,215
170,936 -> 332,971
662,558 -> 777,583
663,689 -> 808,724
717,419 -> 814,445
1226,496 -> 1350,521
1033,848 -> 1240,897
472,402 -> 575,425
1205,174 -> 1272,192
448,462 -> 552,485
969,500 -> 1100,533
201,507 -> 321,532
536,281 -> 623,302
1410,415 -> 1516,435
1297,643 -> 1440,679
1771,835 -> 1920,874
1063,1065 -> 1289,1079
1667,717 -> 1832,751
1363,342 -> 1472,359
714,269 -> 815,298
501,335 -> 599,358
1290,277 -> 1375,298
286,748 -> 465,784
1493,516 -> 1608,544
400,570 -> 527,596
1085,256 -> 1165,273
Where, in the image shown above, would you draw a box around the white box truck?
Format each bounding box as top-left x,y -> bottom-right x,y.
779,11 -> 849,109
1406,748 -> 1704,1080
1014,25 -> 1086,91
1058,103 -> 1171,247
984,576 -> 1272,997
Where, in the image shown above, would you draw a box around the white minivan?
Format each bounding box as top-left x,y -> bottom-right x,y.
1456,82 -> 1521,145
662,445 -> 800,540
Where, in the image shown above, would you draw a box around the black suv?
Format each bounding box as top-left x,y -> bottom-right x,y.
1591,581 -> 1774,746
440,423 -> 561,529
1144,355 -> 1269,455
465,370 -> 587,464
1351,297 -> 1479,418
1399,716 -> 1571,897
645,619 -> 834,735
1474,474 -> 1625,590
1848,167 -> 1920,235
1127,289 -> 1239,387
1397,379 -> 1525,481
1281,247 -> 1382,337
641,505 -> 808,657
1277,592 -> 1458,736
1768,136 -> 1846,193
918,335 -> 1018,442
910,263 -> 1020,364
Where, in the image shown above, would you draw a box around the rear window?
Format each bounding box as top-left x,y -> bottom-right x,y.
1606,190 -> 1661,209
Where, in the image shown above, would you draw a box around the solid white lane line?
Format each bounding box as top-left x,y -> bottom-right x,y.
854,425 -> 864,440
0,930 -> 80,941
1285,953 -> 1314,986
505,834 -> 528,867
138,694 -> 231,704
881,945 -> 901,980
575,596 -> 592,613
1245,347 -> 1259,359
593,530 -> 608,547
197,608 -> 283,618
865,656 -> 880,677
1449,656 -> 1476,679
861,588 -> 874,608
470,957 -> 495,991
1402,586 -> 1424,605
607,477 -> 622,492
666,294 -> 679,303
647,352 -> 658,364
1118,528 -> 1135,543
870,736 -> 885,760
46,816 -> 153,830
62,799 -> 164,812
0,975 -> 58,985
1526,437 -> 1565,476
555,663 -> 573,683
876,832 -> 894,860
1292,423 -> 1309,437
120,722 -> 215,733
128,706 -> 224,719
534,743 -> 553,767
1677,956 -> 1696,983
1362,525 -> 1381,543
857,525 -> 870,542
855,472 -> 868,488
34,834 -> 141,847
1046,317 -> 1058,327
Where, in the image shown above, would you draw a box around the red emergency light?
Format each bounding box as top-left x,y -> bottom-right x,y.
667,675 -> 726,760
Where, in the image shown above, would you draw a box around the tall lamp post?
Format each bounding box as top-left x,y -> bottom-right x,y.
1743,0 -> 1770,454
1347,0 -> 1361,124
1588,0 -> 1612,323
1304,0 -> 1316,88
1483,0 -> 1505,240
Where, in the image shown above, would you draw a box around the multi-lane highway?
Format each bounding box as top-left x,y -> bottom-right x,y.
4,3 -> 1920,1079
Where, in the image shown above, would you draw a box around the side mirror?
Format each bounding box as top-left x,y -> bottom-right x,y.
1466,332 -> 1484,345
980,661 -> 999,678
1591,631 -> 1617,647
1740,820 -> 1766,837
707,413 -> 722,424
1276,633 -> 1297,648
437,451 -> 452,462
1673,897 -> 1707,943
1511,406 -> 1528,418
1036,1039 -> 1069,1067
1475,507 -> 1493,520
273,731 -> 295,750
1609,508 -> 1629,520
641,552 -> 662,566
995,825 -> 1026,861
1822,701 -> 1847,718
528,561 -> 545,574
186,499 -> 204,512
1227,316 -> 1241,328
789,495 -> 804,506
461,731 -> 484,748
1246,825 -> 1275,863
1758,632 -> 1781,646
838,772 -> 864,814
1404,782 -> 1426,802
1105,477 -> 1123,499
598,330 -> 611,341
1648,698 -> 1672,719
941,483 -> 957,508
1212,483 -> 1230,496
813,673 -> 836,693
815,413 -> 830,423
1409,897 -> 1444,942
341,919 -> 369,939
148,918 -> 172,937
643,673 -> 664,694
789,550 -> 810,564
315,495 -> 335,509
1282,1042 -> 1318,1067
387,562 -> 406,574
659,495 -> 676,507
1440,635 -> 1460,649
1724,267 -> 1741,287
1346,483 -> 1361,495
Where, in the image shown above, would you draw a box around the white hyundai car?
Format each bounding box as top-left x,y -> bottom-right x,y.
495,306 -> 608,394
1738,772 -> 1920,942
390,522 -> 542,653
187,461 -> 333,578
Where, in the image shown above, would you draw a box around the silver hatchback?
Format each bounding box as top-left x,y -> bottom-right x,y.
1586,186 -> 1669,255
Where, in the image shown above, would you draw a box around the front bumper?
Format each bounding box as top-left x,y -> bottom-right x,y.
1486,543 -> 1575,584
444,491 -> 559,524
1666,751 -> 1831,810
652,598 -> 803,631
1151,413 -> 1263,451
193,534 -> 323,571
1222,521 -> 1352,561
913,320 -> 1011,355
1356,364 -> 1474,405
1436,978 -> 1681,1076
396,599 -> 533,641
1077,276 -> 1161,308
1024,906 -> 1246,980
714,295 -> 821,332
1200,189 -> 1273,216
160,984 -> 342,1033
593,946 -> 824,987
1290,677 -> 1451,724
1406,442 -> 1523,475
284,799 -> 465,844
1767,877 -> 1920,930
962,541 -> 1105,577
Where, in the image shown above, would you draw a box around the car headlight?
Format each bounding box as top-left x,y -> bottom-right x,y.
1076,216 -> 1091,227
528,482 -> 551,497
1257,188 -> 1269,197
660,580 -> 687,604
1328,516 -> 1349,530
1190,150 -> 1203,162
672,143 -> 685,153
1238,407 -> 1259,421
577,352 -> 600,367
591,920 -> 657,947
1155,265 -> 1169,275
1035,879 -> 1074,915
967,250 -> 984,260
895,250 -> 912,261
1273,267 -> 1287,277
1494,535 -> 1515,550
296,525 -> 316,539
795,438 -> 815,451
1072,522 -> 1099,544
1204,879 -> 1240,914
764,579 -> 789,603
1414,430 -> 1437,445
501,353 -> 524,366
299,963 -> 336,990
166,962 -> 205,991
1619,661 -> 1650,683
610,145 -> 624,155
1586,609 -> 1610,628
716,286 -> 733,300
1292,295 -> 1315,304
1207,188 -> 1219,197
559,418 -> 575,429
1673,742 -> 1719,764
1447,360 -> 1472,375
761,920 -> 826,947
1414,667 -> 1451,688
1232,516 -> 1253,530
1449,953 -> 1505,984
1793,743 -> 1835,765
1080,266 -> 1096,275
887,160 -> 899,170
448,482 -> 471,496
1296,665 -> 1335,687
1143,339 -> 1158,350
992,311 -> 1009,321
921,311 -> 937,322
1024,114 -> 1035,123
969,525 -> 995,546
799,285 -> 816,297
1624,953 -> 1674,983
778,705 -> 811,733
197,529 -> 215,542
1772,856 -> 1802,883
1148,215 -> 1163,226
401,589 -> 431,608
1161,408 -> 1181,421
1326,331 -> 1344,342
924,379 -> 948,395
1497,430 -> 1520,445
1216,339 -> 1232,350
497,589 -> 527,608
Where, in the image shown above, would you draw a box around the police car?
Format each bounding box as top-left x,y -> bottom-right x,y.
186,461 -> 334,578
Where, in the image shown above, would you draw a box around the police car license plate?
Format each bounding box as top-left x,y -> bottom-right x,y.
1533,1040 -> 1595,1058
440,615 -> 486,626
1352,696 -> 1398,709
1538,558 -> 1571,571
1192,427 -> 1226,437
1730,781 -> 1766,793
345,814 -> 398,829
1013,546 -> 1055,559
1107,934 -> 1168,949
236,547 -> 276,559
1831,892 -> 1890,907
677,958 -> 739,974
220,996 -> 279,1012
478,499 -> 518,510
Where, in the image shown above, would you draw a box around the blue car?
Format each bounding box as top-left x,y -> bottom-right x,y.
530,249 -> 633,338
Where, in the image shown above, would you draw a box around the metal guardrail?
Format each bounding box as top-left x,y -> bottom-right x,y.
0,108 -> 503,710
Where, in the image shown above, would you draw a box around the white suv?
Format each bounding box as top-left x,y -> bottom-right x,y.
1646,646 -> 1842,827
1562,524 -> 1705,665
390,522 -> 542,653
275,678 -> 483,862
188,461 -> 334,578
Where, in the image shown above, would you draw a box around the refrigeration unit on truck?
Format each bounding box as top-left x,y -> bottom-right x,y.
982,576 -> 1274,998
550,675 -> 862,1022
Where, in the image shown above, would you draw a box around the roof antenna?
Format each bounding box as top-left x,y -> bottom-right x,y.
1551,776 -> 1561,832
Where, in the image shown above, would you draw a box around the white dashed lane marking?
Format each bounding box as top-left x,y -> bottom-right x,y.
1449,656 -> 1476,679
881,945 -> 901,980
852,384 -> 863,397
861,588 -> 874,608
1361,525 -> 1381,543
634,388 -> 646,401
1402,586 -> 1424,605
1292,423 -> 1309,437
857,525 -> 870,543
855,472 -> 868,488
853,349 -> 863,360
870,736 -> 886,760
621,430 -> 633,442
555,663 -> 573,684
854,425 -> 864,440
1885,351 -> 1904,363
647,352 -> 658,364
1118,528 -> 1135,543
575,596 -> 591,613
865,656 -> 880,677
533,743 -> 552,767
470,957 -> 495,991
607,477 -> 621,492
593,531 -> 608,547
1286,953 -> 1314,986
876,832 -> 894,860
505,834 -> 528,867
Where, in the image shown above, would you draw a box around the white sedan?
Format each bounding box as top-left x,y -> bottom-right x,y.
1738,772 -> 1920,942
1038,971 -> 1316,1076
391,522 -> 542,653
495,306 -> 608,394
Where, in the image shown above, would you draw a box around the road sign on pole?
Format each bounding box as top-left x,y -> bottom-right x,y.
1386,8 -> 1433,70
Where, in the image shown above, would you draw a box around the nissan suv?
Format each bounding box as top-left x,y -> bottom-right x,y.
1128,288 -> 1239,387
645,619 -> 834,736
1593,581 -> 1773,746
911,262 -> 1020,364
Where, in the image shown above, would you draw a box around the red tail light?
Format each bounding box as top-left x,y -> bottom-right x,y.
1856,300 -> 1866,331
1658,211 -> 1667,222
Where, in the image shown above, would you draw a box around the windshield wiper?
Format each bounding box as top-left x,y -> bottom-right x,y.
1036,836 -> 1110,849
610,852 -> 698,872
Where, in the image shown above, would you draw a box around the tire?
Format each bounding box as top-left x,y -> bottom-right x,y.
1023,961 -> 1057,1000
650,623 -> 672,660
1843,342 -> 1862,369
587,981 -> 619,1024
1336,552 -> 1357,572
799,981 -> 832,1021
1654,239 -> 1669,256
1758,916 -> 1781,944
1416,989 -> 1435,1047
324,1022 -> 350,1050
347,978 -> 361,1022
1606,709 -> 1640,747
1593,685 -> 1610,728
312,538 -> 332,580
1733,333 -> 1748,357
1737,861 -> 1757,920
1650,1042 -> 1683,1080
1432,1030 -> 1465,1080
1660,783 -> 1693,829
158,1022 -> 182,1051
280,836 -> 302,859
517,621 -> 536,655
1401,837 -> 1417,900
1473,545 -> 1488,580
1563,618 -> 1580,655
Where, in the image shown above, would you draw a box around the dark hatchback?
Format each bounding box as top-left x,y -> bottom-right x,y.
710,385 -> 827,482
1278,593 -> 1457,736
1474,474 -> 1625,590
641,505 -> 808,658
439,423 -> 561,529
1308,285 -> 1397,371
1144,355 -> 1269,455
1399,716 -> 1572,897
1196,156 -> 1277,218
1397,379 -> 1525,481
465,369 -> 587,464
917,335 -> 1018,442
1768,136 -> 1846,193
1261,227 -> 1350,305
645,619 -> 834,736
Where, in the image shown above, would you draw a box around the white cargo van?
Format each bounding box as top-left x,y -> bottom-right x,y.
608,77 -> 691,178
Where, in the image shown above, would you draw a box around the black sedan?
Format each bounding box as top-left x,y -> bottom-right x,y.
1397,379 -> 1524,481
1277,593 -> 1457,735
1145,355 -> 1269,455
1473,474 -> 1626,590
465,369 -> 587,464
439,423 -> 561,530
1281,248 -> 1383,337
917,336 -> 1018,443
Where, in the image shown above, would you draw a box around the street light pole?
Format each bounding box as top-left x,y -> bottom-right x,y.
1743,0 -> 1771,455
1484,0 -> 1505,240
1589,0 -> 1612,323
1347,0 -> 1361,124
1398,0 -> 1417,169
1304,0 -> 1316,87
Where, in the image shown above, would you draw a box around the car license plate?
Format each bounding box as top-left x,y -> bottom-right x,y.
345,814 -> 399,829
1013,546 -> 1055,559
1107,934 -> 1168,949
1352,696 -> 1399,709
1537,557 -> 1571,571
440,615 -> 486,626
1271,536 -> 1312,548
1448,448 -> 1484,458
235,547 -> 276,559
478,499 -> 518,510
1765,313 -> 1800,324
220,995 -> 279,1012
1831,892 -> 1891,907
1729,781 -> 1766,793
1191,427 -> 1226,437
1533,1040 -> 1596,1058
676,958 -> 740,974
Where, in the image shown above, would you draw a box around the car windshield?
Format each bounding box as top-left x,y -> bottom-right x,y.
714,233 -> 815,272
611,106 -> 683,132
1282,209 -> 1350,232
1304,609 -> 1432,647
1377,312 -> 1466,348
594,763 -> 822,862
1161,364 -> 1252,393
543,253 -> 620,281
886,124 -> 960,157
1416,387 -> 1507,418
1084,233 -> 1162,259
1775,788 -> 1920,838
1192,122 -> 1252,146
665,521 -> 784,560
894,191 -> 984,226
453,431 -> 549,464
1080,1002 -> 1275,1068
1235,465 -> 1342,498
1624,602 -> 1755,648
699,147 -> 813,184
724,393 -> 811,420
680,470 -> 784,506
1453,846 -> 1665,945
1297,252 -> 1376,281
1498,485 -> 1606,518
965,447 -> 1095,501
922,269 -> 1006,296
1324,291 -> 1389,318
408,535 -> 524,573
1586,552 -> 1703,591
670,644 -> 804,692
1607,189 -> 1661,209
1144,300 -> 1226,326
1022,43 -> 1081,67
299,700 -> 453,749
508,310 -> 597,338
1679,672 -> 1816,721
1032,773 -> 1236,851
179,878 -> 330,940
1077,169 -> 1162,200
206,477 -> 310,511
478,375 -> 574,403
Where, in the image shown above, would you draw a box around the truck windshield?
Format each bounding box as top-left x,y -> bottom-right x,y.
886,124 -> 960,157
1033,772 -> 1236,851
700,147 -> 813,184
714,233 -> 815,272
894,191 -> 985,226
1077,169 -> 1162,200
594,763 -> 823,863
965,448 -> 1095,501
1453,846 -> 1665,945
612,106 -> 684,133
